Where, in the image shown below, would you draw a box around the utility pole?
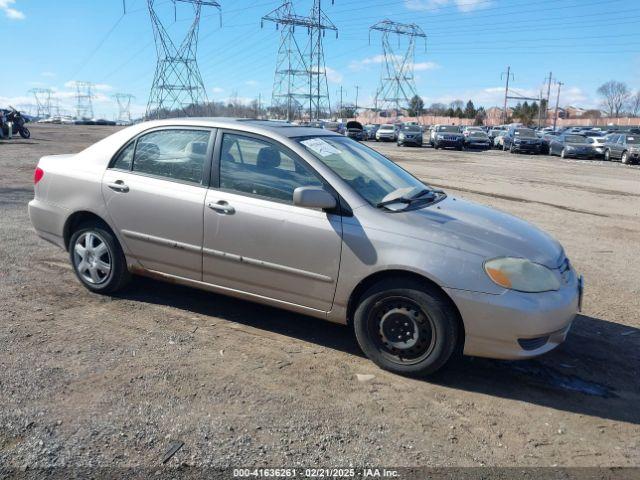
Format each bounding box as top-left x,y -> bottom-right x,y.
501,66 -> 513,124
545,71 -> 553,126
553,81 -> 564,131
354,85 -> 360,112
339,86 -> 343,117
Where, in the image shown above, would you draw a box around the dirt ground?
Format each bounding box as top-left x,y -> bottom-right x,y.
0,125 -> 639,470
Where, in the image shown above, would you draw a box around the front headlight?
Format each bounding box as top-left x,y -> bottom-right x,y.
437,134 -> 444,139
565,145 -> 575,151
484,257 -> 561,293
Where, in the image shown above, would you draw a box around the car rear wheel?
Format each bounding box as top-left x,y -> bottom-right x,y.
561,148 -> 567,159
69,222 -> 130,294
353,279 -> 459,377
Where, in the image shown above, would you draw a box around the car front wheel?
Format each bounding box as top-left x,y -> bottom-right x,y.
621,151 -> 629,164
353,279 -> 459,377
69,222 -> 130,294
604,149 -> 610,161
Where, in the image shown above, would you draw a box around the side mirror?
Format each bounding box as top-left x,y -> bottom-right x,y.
293,186 -> 337,210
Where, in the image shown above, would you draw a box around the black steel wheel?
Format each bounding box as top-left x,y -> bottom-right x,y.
353,279 -> 459,377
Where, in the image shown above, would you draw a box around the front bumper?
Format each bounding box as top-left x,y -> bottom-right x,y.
445,274 -> 581,360
435,138 -> 464,148
466,141 -> 491,149
399,136 -> 422,145
376,133 -> 395,141
511,142 -> 540,153
564,149 -> 595,158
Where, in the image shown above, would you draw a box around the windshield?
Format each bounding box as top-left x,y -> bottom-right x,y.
379,125 -> 394,131
402,125 -> 421,132
470,132 -> 487,138
565,135 -> 588,143
296,136 -> 433,206
514,129 -> 536,137
437,126 -> 459,132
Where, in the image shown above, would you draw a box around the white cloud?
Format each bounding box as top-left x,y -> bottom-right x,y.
413,61 -> 440,71
63,81 -> 112,92
244,80 -> 259,87
0,0 -> 25,20
211,87 -> 224,94
325,66 -> 343,84
350,55 -> 440,73
405,0 -> 491,13
41,71 -> 56,78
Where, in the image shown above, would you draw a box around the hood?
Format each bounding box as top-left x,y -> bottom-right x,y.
346,121 -> 363,130
396,196 -> 564,268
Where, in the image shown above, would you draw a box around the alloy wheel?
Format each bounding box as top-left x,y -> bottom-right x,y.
73,231 -> 112,285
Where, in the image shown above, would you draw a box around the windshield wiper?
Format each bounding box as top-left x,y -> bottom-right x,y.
376,188 -> 437,208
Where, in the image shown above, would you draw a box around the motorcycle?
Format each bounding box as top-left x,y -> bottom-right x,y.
1,106 -> 31,139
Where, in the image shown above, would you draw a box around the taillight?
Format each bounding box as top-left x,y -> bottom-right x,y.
34,167 -> 44,184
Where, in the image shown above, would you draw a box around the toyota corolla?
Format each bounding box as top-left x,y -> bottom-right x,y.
28,118 -> 583,377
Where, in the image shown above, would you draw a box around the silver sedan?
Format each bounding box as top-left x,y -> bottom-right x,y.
29,118 -> 583,377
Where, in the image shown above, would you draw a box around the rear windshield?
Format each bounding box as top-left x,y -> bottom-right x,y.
565,135 -> 588,143
437,126 -> 459,132
627,136 -> 640,144
514,129 -> 536,137
402,125 -> 422,132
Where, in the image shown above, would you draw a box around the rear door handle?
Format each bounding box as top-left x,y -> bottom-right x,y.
208,200 -> 235,215
107,181 -> 129,193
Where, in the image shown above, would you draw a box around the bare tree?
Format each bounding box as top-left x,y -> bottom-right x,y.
597,81 -> 630,118
629,91 -> 640,117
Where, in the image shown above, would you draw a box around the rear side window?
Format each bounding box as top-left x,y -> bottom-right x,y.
112,142 -> 134,170
132,129 -> 210,184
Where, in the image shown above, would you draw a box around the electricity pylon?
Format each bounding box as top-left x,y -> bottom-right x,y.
263,0 -> 336,121
369,19 -> 426,114
307,0 -> 337,120
74,81 -> 94,120
113,93 -> 135,123
30,88 -> 53,118
146,0 -> 220,119
262,1 -> 310,121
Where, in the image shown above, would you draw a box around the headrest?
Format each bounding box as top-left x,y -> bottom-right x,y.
185,141 -> 207,155
256,147 -> 281,170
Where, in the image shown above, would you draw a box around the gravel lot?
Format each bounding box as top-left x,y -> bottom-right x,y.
1,125 -> 639,470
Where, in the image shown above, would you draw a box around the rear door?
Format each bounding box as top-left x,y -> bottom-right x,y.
202,131 -> 343,313
102,127 -> 214,280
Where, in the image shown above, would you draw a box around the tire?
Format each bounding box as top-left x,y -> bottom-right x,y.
510,145 -> 515,154
19,127 -> 30,139
502,143 -> 507,151
69,222 -> 130,294
434,143 -> 439,150
621,151 -> 629,165
561,148 -> 567,159
604,149 -> 610,161
353,279 -> 459,377
456,145 -> 463,151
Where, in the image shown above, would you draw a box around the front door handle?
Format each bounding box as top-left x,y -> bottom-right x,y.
107,181 -> 129,193
208,200 -> 235,215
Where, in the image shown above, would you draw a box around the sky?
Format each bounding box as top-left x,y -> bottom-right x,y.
1,0 -> 640,119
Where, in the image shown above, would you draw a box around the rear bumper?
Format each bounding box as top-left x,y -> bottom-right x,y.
435,139 -> 464,148
445,275 -> 581,360
28,199 -> 68,249
399,137 -> 422,145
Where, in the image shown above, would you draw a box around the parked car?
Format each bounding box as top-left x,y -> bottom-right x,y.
603,133 -> 640,164
502,128 -> 542,154
430,125 -> 464,150
27,118 -> 583,377
375,124 -> 397,142
364,124 -> 379,140
548,134 -> 596,159
539,132 -> 560,155
488,128 -> 505,145
585,135 -> 607,158
461,126 -> 484,137
464,131 -> 491,150
397,124 -> 423,147
345,120 -> 365,142
493,131 -> 509,149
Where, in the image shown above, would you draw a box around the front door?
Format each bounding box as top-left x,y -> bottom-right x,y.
102,127 -> 214,280
202,132 -> 343,313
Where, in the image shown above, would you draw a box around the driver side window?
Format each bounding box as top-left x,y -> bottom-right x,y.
219,133 -> 322,203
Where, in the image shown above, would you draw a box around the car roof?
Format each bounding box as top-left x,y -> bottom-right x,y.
130,117 -> 342,139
